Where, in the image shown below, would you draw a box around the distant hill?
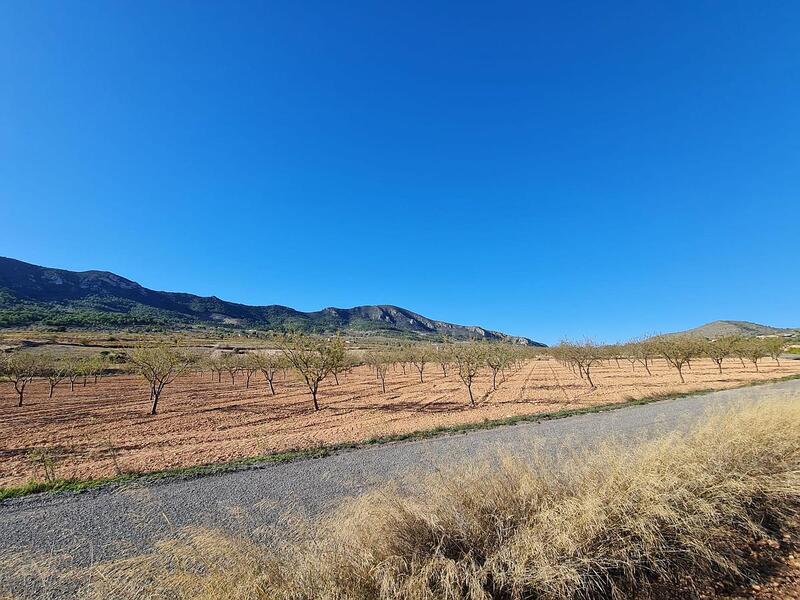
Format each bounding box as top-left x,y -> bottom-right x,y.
676,320 -> 799,339
0,257 -> 544,346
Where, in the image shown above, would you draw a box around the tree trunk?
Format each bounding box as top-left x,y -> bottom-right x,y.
381,379 -> 386,393
49,384 -> 55,399
334,372 -> 339,385
677,365 -> 685,383
586,369 -> 594,389
467,384 -> 475,406
150,390 -> 160,415
311,388 -> 319,411
492,370 -> 498,390
17,389 -> 24,407
268,379 -> 275,395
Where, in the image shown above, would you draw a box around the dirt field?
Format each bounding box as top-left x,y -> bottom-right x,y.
1,357 -> 799,488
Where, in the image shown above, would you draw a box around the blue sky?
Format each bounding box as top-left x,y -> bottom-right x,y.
1,2 -> 798,345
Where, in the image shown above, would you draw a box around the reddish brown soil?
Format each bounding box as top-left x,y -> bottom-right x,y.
1,358 -> 798,487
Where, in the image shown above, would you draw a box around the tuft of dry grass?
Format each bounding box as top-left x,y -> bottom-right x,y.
86,399 -> 800,600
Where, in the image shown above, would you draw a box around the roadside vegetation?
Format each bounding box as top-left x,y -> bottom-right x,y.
84,398 -> 800,600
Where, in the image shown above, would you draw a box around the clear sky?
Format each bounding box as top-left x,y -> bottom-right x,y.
1,2 -> 798,345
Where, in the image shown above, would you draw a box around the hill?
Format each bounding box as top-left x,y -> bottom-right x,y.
676,320 -> 799,339
0,257 -> 543,345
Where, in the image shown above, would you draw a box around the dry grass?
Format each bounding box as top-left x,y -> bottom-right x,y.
83,398 -> 800,600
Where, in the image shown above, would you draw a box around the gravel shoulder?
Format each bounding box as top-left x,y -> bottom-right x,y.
1,379 -> 798,598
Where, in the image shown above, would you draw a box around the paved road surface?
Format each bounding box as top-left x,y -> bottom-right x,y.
1,379 -> 798,598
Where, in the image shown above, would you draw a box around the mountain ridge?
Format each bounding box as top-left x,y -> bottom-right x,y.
0,257 -> 544,346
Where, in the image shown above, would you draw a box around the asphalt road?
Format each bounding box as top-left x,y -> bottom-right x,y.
1,379 -> 798,598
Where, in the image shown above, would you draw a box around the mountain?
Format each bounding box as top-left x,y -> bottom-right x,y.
0,257 -> 543,346
676,320 -> 800,339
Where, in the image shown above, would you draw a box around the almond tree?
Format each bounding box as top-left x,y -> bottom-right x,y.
706,337 -> 734,374
742,338 -> 768,372
764,337 -> 785,366
130,345 -> 194,415
206,355 -> 224,383
652,335 -> 695,383
242,354 -> 259,389
604,344 -> 623,368
731,336 -> 749,368
409,346 -> 429,383
435,344 -> 453,377
396,345 -> 410,375
280,334 -> 345,411
65,357 -> 83,392
633,340 -> 655,376
86,355 -> 109,384
2,352 -> 40,407
366,351 -> 390,393
221,353 -> 241,386
453,342 -> 485,406
485,343 -> 511,390
42,355 -> 68,399
558,340 -> 602,389
253,351 -> 282,395
329,341 -> 350,385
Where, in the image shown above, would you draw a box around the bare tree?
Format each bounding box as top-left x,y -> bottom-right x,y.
2,352 -> 40,406
86,355 -> 109,384
409,346 -> 429,383
633,340 -> 655,376
764,337 -> 785,366
435,344 -> 453,377
42,355 -> 68,399
366,351 -> 390,393
280,334 -> 345,411
242,354 -> 259,389
742,338 -> 768,372
396,344 -> 410,375
206,355 -> 224,383
557,340 -> 602,389
453,342 -> 485,406
64,357 -> 83,392
329,340 -> 350,385
253,351 -> 284,395
130,345 -> 194,415
485,343 -> 512,390
221,353 -> 241,386
731,336 -> 749,369
705,337 -> 734,374
652,335 -> 696,383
